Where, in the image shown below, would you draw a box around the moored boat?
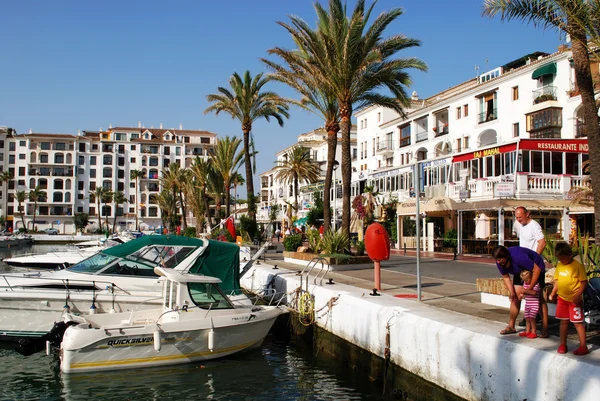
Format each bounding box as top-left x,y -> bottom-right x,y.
58,266 -> 286,373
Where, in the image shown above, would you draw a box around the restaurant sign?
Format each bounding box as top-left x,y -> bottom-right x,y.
494,182 -> 515,197
519,139 -> 589,153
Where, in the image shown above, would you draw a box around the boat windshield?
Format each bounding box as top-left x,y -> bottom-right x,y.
188,283 -> 234,310
68,245 -> 198,277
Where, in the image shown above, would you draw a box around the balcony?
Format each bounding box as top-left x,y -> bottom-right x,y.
399,137 -> 411,148
478,108 -> 497,124
376,139 -> 394,155
433,125 -> 449,137
415,129 -> 428,142
532,86 -> 557,105
576,120 -> 588,138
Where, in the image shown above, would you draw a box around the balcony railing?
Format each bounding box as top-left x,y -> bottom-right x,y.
478,108 -> 497,124
415,130 -> 428,142
433,125 -> 449,137
532,86 -> 557,105
376,140 -> 394,153
399,137 -> 411,148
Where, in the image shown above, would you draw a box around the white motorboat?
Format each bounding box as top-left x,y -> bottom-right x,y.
0,236 -> 247,347
3,232 -> 139,269
58,266 -> 285,373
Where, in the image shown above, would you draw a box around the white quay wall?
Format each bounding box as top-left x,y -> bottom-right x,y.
241,265 -> 600,401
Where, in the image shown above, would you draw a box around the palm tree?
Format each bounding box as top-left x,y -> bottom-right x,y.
15,190 -> 28,232
231,172 -> 245,217
28,186 -> 46,232
189,156 -> 214,230
130,169 -> 145,231
205,71 -> 290,220
156,189 -> 177,233
0,171 -> 14,221
274,145 -> 321,219
91,187 -> 109,231
102,190 -> 114,232
263,42 -> 340,232
483,0 -> 600,238
272,0 -> 426,234
181,177 -> 204,237
112,191 -> 127,233
205,166 -> 226,225
160,164 -> 188,232
210,136 -> 244,217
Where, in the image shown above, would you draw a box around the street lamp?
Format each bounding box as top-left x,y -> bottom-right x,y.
332,161 -> 339,231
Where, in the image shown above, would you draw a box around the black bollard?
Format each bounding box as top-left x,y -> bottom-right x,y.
404,242 -> 407,256
453,246 -> 458,260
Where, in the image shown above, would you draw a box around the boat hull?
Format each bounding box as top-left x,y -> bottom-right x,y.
60,307 -> 283,373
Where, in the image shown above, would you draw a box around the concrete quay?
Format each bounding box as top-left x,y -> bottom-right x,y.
241,247 -> 600,401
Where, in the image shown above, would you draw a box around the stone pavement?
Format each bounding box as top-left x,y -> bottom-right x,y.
258,244 -> 600,348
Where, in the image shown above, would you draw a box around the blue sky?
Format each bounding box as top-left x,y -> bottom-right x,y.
0,0 -> 563,193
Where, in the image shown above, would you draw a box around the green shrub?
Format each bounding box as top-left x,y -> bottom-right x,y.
210,228 -> 235,242
184,226 -> 196,238
355,240 -> 365,256
239,215 -> 258,241
321,229 -> 349,254
283,234 -> 304,251
306,229 -> 322,253
442,228 -> 458,248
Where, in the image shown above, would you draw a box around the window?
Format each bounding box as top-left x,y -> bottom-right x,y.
8,155 -> 15,164
115,133 -> 126,141
78,181 -> 84,190
19,140 -> 26,146
131,145 -> 136,151
90,169 -> 96,178
90,182 -> 96,191
103,155 -> 112,165
130,157 -> 136,163
478,92 -> 497,123
19,154 -> 25,160
90,156 -> 96,165
78,156 -> 85,165
372,138 -> 375,156
9,142 -> 16,151
89,207 -> 95,216
118,169 -> 125,179
117,182 -> 124,191
200,137 -> 210,144
512,86 -> 519,101
41,142 -> 50,150
54,179 -> 64,190
18,167 -> 25,176
103,168 -> 112,178
54,153 -> 64,164
92,144 -> 99,151
53,192 -> 63,202
364,119 -> 367,129
464,136 -> 470,149
118,157 -> 125,167
79,143 -> 86,152
377,112 -> 381,122
456,107 -> 461,119
463,104 -> 469,117
131,134 -> 139,140
526,108 -> 562,138
176,147 -> 181,156
164,147 -> 170,156
513,123 -> 520,138
55,142 -> 66,150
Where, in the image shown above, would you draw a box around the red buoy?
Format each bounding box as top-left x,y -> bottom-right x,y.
364,222 -> 390,262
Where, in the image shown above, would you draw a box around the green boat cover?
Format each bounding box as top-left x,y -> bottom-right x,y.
102,235 -> 241,293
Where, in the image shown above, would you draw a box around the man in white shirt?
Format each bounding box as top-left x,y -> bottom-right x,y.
513,206 -> 548,336
513,207 -> 546,254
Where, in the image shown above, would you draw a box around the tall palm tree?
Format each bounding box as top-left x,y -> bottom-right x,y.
483,0 -> 600,238
272,0 -> 426,234
160,164 -> 188,231
205,71 -> 290,220
156,189 -> 177,233
28,186 -> 46,232
130,169 -> 145,231
112,191 -> 127,233
205,166 -> 226,225
92,187 -> 109,231
0,171 -> 14,220
15,190 -> 28,232
210,136 -> 244,217
182,177 -> 204,237
263,42 -> 340,232
274,145 -> 321,219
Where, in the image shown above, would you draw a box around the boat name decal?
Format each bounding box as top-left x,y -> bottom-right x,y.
107,336 -> 176,347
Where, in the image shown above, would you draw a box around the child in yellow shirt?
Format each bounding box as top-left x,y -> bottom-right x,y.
549,242 -> 588,355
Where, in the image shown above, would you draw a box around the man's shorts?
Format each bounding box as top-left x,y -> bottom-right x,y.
513,270 -> 546,288
556,296 -> 584,323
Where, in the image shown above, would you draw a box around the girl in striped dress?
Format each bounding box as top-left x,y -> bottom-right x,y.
519,270 -> 540,339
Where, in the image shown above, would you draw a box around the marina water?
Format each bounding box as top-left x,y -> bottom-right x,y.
0,244 -> 459,401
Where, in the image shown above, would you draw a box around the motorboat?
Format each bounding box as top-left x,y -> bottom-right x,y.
74,231 -> 144,249
0,236 -> 246,346
3,232 -> 140,270
57,266 -> 286,373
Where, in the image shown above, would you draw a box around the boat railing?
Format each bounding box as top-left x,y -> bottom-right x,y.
0,274 -> 130,294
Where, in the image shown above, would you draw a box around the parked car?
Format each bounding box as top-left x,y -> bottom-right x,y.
44,228 -> 59,235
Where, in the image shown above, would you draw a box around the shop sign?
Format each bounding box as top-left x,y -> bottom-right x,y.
473,147 -> 500,159
459,189 -> 470,201
519,139 -> 589,153
494,182 -> 514,197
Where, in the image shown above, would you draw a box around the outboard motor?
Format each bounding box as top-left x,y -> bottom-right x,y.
15,320 -> 78,356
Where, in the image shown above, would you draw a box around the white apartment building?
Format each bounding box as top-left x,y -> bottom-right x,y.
257,127 -> 357,228
354,45 -> 596,253
0,124 -> 216,234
